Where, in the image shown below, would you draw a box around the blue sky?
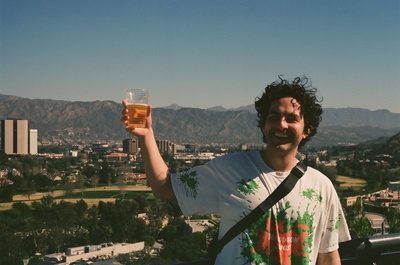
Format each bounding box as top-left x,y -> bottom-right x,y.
1,0 -> 399,113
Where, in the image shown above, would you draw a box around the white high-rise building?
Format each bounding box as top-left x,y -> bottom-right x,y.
1,120 -> 14,154
29,129 -> 38,155
16,120 -> 29,154
1,119 -> 37,155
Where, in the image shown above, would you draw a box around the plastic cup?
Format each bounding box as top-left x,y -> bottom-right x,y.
124,89 -> 149,128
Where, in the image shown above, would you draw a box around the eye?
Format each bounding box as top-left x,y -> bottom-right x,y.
286,117 -> 297,123
286,115 -> 300,123
267,115 -> 281,122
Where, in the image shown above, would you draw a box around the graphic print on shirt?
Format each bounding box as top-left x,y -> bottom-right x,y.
328,213 -> 344,232
238,187 -> 324,265
177,171 -> 199,199
237,178 -> 260,196
302,188 -> 323,203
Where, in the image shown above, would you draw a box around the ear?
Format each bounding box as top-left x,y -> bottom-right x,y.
303,128 -> 311,139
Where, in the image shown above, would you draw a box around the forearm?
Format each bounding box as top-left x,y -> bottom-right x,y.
121,102 -> 176,201
139,129 -> 176,201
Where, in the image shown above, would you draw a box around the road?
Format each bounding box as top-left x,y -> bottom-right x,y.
93,258 -> 123,265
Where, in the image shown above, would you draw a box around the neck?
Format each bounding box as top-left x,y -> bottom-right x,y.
261,149 -> 298,172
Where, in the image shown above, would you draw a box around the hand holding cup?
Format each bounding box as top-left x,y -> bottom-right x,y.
124,89 -> 149,128
121,89 -> 152,136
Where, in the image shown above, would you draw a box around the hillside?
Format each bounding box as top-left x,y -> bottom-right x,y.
0,94 -> 399,147
375,132 -> 400,155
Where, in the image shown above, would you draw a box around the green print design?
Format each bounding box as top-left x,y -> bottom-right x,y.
301,188 -> 323,203
237,178 -> 260,195
178,171 -> 199,199
241,210 -> 273,264
240,189 -> 324,264
328,213 -> 343,232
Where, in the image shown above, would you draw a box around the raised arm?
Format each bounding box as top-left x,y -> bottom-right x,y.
121,100 -> 176,202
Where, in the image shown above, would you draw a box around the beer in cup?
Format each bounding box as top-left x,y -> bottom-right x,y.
125,89 -> 149,128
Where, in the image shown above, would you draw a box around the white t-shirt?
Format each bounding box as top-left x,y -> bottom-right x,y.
171,150 -> 351,265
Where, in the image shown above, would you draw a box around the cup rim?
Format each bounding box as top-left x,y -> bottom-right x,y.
125,88 -> 148,92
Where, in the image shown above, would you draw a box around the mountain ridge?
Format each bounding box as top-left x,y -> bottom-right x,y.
1,94 -> 399,147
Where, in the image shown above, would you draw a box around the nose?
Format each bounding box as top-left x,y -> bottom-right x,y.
278,118 -> 288,129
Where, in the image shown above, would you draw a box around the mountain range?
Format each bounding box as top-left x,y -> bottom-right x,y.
1,94 -> 399,148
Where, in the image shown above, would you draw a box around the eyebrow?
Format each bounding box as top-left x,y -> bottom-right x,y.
268,110 -> 300,117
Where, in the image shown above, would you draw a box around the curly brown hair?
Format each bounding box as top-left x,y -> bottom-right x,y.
255,76 -> 323,148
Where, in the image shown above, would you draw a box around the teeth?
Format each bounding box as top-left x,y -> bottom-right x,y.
274,133 -> 288,138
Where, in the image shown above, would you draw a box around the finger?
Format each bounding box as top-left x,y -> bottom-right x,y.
147,104 -> 152,117
125,125 -> 136,132
121,100 -> 129,115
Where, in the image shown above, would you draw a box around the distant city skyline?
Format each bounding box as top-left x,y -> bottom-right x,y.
1,1 -> 399,113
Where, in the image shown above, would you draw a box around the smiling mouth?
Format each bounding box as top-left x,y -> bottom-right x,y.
274,132 -> 289,139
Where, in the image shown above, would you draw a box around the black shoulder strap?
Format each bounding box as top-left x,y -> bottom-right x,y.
213,162 -> 307,255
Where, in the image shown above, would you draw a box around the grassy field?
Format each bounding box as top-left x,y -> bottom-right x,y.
0,185 -> 153,211
1,177 -> 369,211
337,175 -> 367,188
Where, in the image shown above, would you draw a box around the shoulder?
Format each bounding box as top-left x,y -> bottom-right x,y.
304,166 -> 327,177
198,151 -> 265,178
210,150 -> 261,166
215,150 -> 260,161
303,166 -> 336,187
304,166 -> 325,177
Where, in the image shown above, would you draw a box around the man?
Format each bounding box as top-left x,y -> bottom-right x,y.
121,76 -> 351,264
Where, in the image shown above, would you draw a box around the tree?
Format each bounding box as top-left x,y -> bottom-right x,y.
63,179 -> 75,197
27,255 -> 40,265
159,217 -> 208,261
86,205 -> 110,244
117,176 -> 127,198
25,219 -> 48,256
31,195 -> 56,224
344,198 -> 373,238
97,199 -> 144,243
161,232 -> 208,261
112,200 -> 140,242
19,178 -> 36,201
76,173 -> 85,195
0,256 -> 24,265
82,164 -> 96,178
315,164 -> 338,185
350,215 -> 374,238
0,180 -> 14,202
0,153 -> 8,166
75,199 -> 88,221
386,208 -> 400,233
147,199 -> 169,238
35,173 -> 53,191
133,193 -> 150,213
31,196 -> 87,253
99,160 -> 115,185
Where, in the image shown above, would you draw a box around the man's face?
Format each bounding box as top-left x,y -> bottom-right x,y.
262,97 -> 308,154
